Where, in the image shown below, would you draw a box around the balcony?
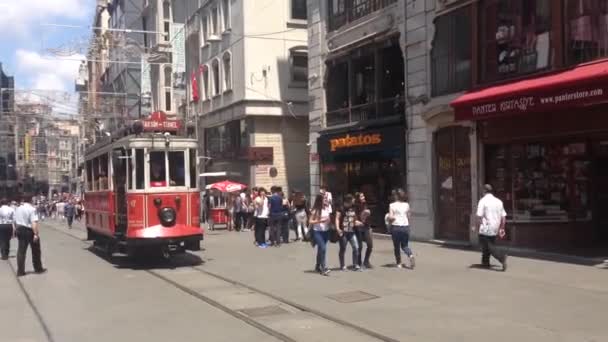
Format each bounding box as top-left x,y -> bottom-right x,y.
328,0 -> 398,32
326,97 -> 404,127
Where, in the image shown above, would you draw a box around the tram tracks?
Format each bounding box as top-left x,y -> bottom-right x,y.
47,222 -> 400,342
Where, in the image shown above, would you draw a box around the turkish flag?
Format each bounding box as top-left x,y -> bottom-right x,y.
191,71 -> 199,102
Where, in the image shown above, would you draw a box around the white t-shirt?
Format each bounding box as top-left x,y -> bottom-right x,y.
254,197 -> 269,219
15,203 -> 39,229
0,205 -> 15,225
312,208 -> 331,231
390,201 -> 410,226
476,194 -> 507,236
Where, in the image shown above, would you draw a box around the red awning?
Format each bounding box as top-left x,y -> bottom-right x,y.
451,60 -> 608,121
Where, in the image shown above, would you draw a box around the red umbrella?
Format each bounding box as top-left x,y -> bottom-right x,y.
207,180 -> 247,193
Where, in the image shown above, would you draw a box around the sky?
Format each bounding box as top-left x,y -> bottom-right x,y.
0,0 -> 95,109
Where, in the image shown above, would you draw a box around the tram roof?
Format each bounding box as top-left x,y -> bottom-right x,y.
85,133 -> 198,158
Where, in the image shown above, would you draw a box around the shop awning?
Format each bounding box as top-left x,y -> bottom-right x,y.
451,60 -> 608,121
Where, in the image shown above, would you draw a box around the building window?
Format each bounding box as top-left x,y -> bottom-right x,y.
212,59 -> 220,96
222,0 -> 231,31
290,48 -> 308,84
142,17 -> 148,49
201,16 -> 208,45
292,0 -> 307,20
202,65 -> 210,100
481,0 -> 553,82
328,0 -> 398,31
211,7 -> 219,36
325,38 -> 404,126
566,0 -> 608,65
222,52 -> 232,91
163,1 -> 171,43
431,6 -> 472,97
164,66 -> 172,111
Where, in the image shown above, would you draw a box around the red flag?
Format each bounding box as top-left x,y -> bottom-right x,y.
191,71 -> 199,102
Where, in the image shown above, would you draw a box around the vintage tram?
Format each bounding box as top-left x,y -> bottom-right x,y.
84,112 -> 203,258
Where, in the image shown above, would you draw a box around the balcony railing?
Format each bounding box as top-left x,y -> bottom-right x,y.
329,0 -> 398,32
325,97 -> 404,127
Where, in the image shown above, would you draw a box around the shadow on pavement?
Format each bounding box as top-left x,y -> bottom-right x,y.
468,263 -> 502,272
86,245 -> 204,270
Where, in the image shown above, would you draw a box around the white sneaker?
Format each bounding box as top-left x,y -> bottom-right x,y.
409,255 -> 416,269
396,263 -> 403,269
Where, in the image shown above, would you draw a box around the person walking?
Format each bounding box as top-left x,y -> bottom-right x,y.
254,188 -> 269,248
14,196 -> 46,276
355,192 -> 374,269
335,194 -> 360,271
268,186 -> 285,247
0,198 -> 16,260
473,184 -> 508,271
280,190 -> 291,244
64,200 -> 76,229
388,189 -> 415,269
310,194 -> 332,276
292,191 -> 309,241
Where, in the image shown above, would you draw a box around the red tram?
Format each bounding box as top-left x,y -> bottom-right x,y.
84,112 -> 203,258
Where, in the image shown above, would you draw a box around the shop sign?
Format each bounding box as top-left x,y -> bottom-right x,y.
243,147 -> 273,163
329,133 -> 382,151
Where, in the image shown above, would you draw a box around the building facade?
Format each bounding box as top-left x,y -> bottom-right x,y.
405,0 -> 608,251
0,63 -> 17,199
185,0 -> 310,192
308,0 -> 407,232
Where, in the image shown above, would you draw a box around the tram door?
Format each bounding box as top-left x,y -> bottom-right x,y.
112,149 -> 128,236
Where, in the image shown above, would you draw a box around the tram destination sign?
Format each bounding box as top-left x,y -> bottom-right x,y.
141,111 -> 182,132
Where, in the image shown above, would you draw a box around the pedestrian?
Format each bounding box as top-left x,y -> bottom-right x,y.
75,201 -> 84,221
64,200 -> 76,229
310,194 -> 332,276
254,188 -> 269,248
268,186 -> 285,247
14,195 -> 46,276
335,194 -> 361,271
234,192 -> 247,232
280,190 -> 291,244
387,189 -> 415,269
319,186 -> 333,211
291,191 -> 309,241
355,192 -> 374,269
56,200 -> 65,221
0,198 -> 16,260
473,184 -> 508,271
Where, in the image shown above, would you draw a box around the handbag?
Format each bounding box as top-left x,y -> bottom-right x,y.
329,227 -> 340,243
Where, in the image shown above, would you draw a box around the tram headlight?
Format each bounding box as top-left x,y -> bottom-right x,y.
159,207 -> 177,226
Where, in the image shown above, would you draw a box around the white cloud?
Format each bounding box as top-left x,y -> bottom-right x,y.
15,49 -> 85,92
0,0 -> 92,36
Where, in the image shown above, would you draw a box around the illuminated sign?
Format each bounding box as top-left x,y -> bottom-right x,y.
329,133 -> 382,152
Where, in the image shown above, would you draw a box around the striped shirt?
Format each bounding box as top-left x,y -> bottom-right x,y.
14,203 -> 39,229
0,205 -> 15,225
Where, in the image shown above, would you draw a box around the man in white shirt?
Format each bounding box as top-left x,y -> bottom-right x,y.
15,196 -> 46,276
0,198 -> 16,260
473,184 -> 508,271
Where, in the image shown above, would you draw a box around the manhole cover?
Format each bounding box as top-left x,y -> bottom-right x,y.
327,291 -> 379,303
239,305 -> 290,318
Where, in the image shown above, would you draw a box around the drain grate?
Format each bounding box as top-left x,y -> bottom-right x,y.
327,291 -> 379,303
239,305 -> 290,318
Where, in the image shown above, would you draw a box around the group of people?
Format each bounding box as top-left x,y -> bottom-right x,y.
34,197 -> 84,227
219,182 -> 508,277
0,197 -> 46,276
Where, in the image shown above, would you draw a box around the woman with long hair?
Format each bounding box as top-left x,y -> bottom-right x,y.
335,194 -> 361,271
310,194 -> 332,276
387,189 -> 415,269
355,192 -> 373,269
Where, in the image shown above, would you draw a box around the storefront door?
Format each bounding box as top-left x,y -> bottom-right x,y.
435,126 -> 471,241
595,157 -> 608,242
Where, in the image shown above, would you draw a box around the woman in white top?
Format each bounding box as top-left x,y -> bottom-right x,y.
309,194 -> 331,276
387,189 -> 415,269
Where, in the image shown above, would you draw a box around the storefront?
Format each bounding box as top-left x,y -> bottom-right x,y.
452,60 -> 608,250
317,124 -> 405,232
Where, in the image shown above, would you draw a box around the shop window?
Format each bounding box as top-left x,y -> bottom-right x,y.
168,151 -> 186,186
223,52 -> 232,91
189,149 -> 197,189
205,120 -> 242,159
292,0 -> 307,20
326,61 -> 349,126
566,0 -> 608,65
150,151 -> 167,187
135,149 -> 145,190
484,142 -> 591,222
212,59 -> 220,96
481,0 -> 553,82
431,6 -> 472,96
290,48 -> 308,84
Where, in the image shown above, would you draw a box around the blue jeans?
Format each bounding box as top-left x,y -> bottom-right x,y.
312,230 -> 329,271
391,226 -> 412,264
338,231 -> 359,268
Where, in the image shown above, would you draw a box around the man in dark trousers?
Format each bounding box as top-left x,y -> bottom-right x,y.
473,184 -> 508,271
64,200 -> 76,229
0,198 -> 16,260
14,196 -> 46,276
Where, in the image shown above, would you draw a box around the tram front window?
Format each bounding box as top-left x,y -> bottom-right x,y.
168,151 -> 186,187
150,152 -> 167,187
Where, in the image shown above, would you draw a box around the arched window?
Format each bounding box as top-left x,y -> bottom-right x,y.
202,64 -> 210,100
212,59 -> 220,96
222,52 -> 232,91
163,1 -> 171,42
164,66 -> 173,111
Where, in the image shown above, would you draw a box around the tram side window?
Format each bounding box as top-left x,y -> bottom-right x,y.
86,160 -> 93,191
150,151 -> 167,187
126,149 -> 133,189
92,158 -> 99,191
169,151 -> 186,187
135,149 -> 145,190
189,149 -> 197,189
99,154 -> 109,190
